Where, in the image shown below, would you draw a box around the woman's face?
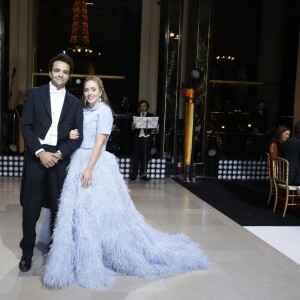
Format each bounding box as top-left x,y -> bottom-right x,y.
281,130 -> 290,142
84,80 -> 102,108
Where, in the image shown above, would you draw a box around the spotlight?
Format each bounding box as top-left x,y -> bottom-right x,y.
190,68 -> 203,81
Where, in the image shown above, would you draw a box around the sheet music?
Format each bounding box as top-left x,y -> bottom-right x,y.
133,117 -> 159,129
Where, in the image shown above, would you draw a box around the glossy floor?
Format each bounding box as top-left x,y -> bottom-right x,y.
0,177 -> 300,300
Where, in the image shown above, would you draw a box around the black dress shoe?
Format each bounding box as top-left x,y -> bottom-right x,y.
19,256 -> 32,272
140,175 -> 150,181
130,176 -> 137,181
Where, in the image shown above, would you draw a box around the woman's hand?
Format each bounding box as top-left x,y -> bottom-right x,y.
69,129 -> 80,139
81,168 -> 92,188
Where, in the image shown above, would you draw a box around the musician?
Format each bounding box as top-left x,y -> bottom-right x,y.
130,100 -> 155,181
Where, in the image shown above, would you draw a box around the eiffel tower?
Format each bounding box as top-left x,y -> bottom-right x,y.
69,0 -> 95,75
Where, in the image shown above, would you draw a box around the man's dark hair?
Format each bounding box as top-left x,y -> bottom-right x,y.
294,122 -> 300,136
48,53 -> 74,74
256,99 -> 266,105
138,99 -> 149,109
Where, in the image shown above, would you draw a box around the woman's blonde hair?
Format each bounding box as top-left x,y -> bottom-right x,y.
83,76 -> 111,107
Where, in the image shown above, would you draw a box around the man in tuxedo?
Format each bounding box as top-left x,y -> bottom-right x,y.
130,100 -> 155,181
281,122 -> 300,185
19,53 -> 83,272
250,100 -> 269,160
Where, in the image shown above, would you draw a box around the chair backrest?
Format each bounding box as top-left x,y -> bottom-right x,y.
266,152 -> 272,178
272,157 -> 289,186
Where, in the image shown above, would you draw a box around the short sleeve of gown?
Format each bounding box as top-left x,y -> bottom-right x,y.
96,104 -> 113,135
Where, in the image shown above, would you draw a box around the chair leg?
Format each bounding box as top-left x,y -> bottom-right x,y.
273,186 -> 278,213
283,190 -> 289,217
267,179 -> 273,205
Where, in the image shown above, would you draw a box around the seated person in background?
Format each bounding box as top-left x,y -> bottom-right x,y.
269,125 -> 290,158
281,122 -> 300,185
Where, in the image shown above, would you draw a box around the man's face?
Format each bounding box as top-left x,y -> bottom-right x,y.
139,102 -> 148,113
257,102 -> 265,110
49,60 -> 71,90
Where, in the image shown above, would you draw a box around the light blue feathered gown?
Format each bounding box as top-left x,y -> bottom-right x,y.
41,102 -> 209,290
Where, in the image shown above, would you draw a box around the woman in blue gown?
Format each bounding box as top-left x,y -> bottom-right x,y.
42,76 -> 209,290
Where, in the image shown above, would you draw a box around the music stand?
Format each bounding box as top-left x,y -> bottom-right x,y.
133,116 -> 159,180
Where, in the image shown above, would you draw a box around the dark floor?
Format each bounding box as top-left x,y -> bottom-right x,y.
174,178 -> 300,226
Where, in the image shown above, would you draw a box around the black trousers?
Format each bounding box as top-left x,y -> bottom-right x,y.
20,145 -> 69,257
131,135 -> 152,178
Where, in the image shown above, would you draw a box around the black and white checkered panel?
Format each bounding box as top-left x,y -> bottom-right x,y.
217,159 -> 268,180
0,156 -> 167,179
116,157 -> 166,179
117,157 -> 132,179
147,158 -> 167,179
0,155 -> 24,177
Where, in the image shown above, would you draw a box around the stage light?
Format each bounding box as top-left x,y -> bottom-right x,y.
190,68 -> 202,81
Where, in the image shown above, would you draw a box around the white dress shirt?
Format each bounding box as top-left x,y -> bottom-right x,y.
38,82 -> 66,146
139,112 -> 150,138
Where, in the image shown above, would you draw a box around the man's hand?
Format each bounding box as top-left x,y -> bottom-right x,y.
52,152 -> 62,164
38,151 -> 59,168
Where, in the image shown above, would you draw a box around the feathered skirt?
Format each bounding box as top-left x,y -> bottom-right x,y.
41,148 -> 209,290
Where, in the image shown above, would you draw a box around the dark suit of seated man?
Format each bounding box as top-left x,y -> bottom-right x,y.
281,122 -> 300,185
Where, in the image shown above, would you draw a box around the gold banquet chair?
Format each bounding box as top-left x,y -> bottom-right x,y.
272,157 -> 300,217
266,152 -> 275,205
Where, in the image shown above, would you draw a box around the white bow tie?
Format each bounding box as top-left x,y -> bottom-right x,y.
50,85 -> 66,97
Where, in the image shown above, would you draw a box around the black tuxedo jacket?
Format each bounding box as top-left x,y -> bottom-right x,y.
132,111 -> 155,137
250,109 -> 267,133
280,136 -> 300,185
22,84 -> 83,159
